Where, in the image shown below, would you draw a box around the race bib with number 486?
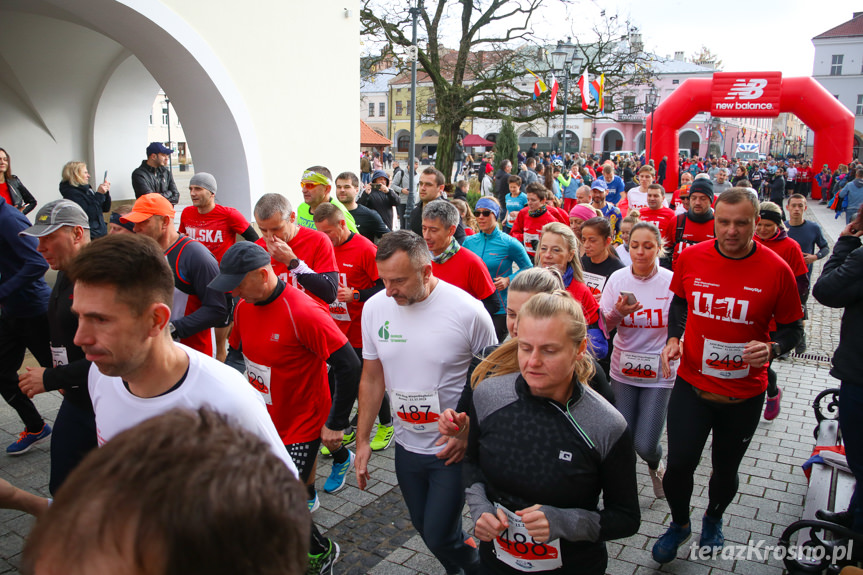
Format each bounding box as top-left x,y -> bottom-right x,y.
493,503 -> 562,572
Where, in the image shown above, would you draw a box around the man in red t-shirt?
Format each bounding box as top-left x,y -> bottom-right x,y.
511,184 -> 560,257
178,173 -> 259,361
651,189 -> 803,564
212,241 -> 360,567
252,193 -> 339,310
122,194 -> 226,358
639,184 -> 676,230
313,204 -> 396,453
422,200 -> 501,323
661,178 -> 715,271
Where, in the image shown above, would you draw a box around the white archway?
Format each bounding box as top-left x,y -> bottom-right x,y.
0,0 -> 358,213
635,130 -> 646,153
679,129 -> 702,157
600,128 -> 625,152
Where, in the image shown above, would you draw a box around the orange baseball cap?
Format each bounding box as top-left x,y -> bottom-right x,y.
121,194 -> 175,223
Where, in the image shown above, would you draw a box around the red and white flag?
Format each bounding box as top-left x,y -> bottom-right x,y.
549,74 -> 559,112
576,68 -> 590,110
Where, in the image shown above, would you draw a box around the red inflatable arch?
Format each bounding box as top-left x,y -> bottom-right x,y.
646,72 -> 855,190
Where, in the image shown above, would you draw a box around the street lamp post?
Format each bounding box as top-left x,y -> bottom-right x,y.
645,86 -> 658,162
404,0 -> 422,224
551,41 -> 583,164
164,95 -> 173,173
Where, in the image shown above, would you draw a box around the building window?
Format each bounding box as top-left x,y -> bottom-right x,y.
396,101 -> 403,116
161,106 -> 169,126
368,103 -> 375,117
398,134 -> 410,152
604,95 -> 613,114
623,96 -> 636,114
427,98 -> 436,116
857,95 -> 863,116
831,54 -> 843,76
149,113 -> 153,126
379,102 -> 385,116
407,99 -> 412,113
672,79 -> 680,85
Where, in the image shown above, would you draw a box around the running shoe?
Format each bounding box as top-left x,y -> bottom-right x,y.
651,521 -> 691,564
763,388 -> 782,421
320,429 -> 357,456
699,514 -> 725,551
649,460 -> 666,499
6,423 -> 51,455
307,492 -> 319,513
307,539 -> 340,575
324,449 -> 355,493
370,424 -> 394,451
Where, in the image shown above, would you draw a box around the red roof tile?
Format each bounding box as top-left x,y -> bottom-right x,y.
814,14 -> 863,39
360,120 -> 391,146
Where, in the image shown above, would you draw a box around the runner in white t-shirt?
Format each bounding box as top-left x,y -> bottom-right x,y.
68,234 -> 340,574
355,231 -> 495,575
600,222 -> 677,500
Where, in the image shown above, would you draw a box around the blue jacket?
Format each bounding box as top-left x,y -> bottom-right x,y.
463,227 -> 532,313
0,197 -> 50,317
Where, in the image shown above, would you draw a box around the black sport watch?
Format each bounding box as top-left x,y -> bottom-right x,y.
288,258 -> 300,270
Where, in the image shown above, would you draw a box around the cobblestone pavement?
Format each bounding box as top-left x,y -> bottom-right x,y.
0,200 -> 850,574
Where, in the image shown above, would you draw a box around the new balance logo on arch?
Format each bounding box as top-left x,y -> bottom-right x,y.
724,79 -> 768,101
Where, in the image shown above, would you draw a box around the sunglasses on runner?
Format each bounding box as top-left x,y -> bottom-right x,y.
300,182 -> 320,190
474,210 -> 494,217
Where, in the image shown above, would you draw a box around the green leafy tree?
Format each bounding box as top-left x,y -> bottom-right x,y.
494,119 -> 518,172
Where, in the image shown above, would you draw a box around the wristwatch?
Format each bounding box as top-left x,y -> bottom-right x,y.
770,342 -> 782,360
352,289 -> 360,302
288,258 -> 300,270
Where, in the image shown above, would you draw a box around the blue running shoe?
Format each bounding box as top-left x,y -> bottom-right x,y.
652,521 -> 692,564
6,424 -> 51,456
700,514 -> 724,551
324,449 -> 355,493
308,492 -> 319,513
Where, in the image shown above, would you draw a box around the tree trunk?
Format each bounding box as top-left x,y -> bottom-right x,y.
435,114 -> 462,184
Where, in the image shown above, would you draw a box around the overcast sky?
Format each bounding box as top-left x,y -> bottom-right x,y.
561,0 -> 858,76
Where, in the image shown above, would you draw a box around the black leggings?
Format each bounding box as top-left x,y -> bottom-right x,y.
663,377 -> 764,525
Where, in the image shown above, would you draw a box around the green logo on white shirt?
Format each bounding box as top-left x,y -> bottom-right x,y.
378,321 -> 406,343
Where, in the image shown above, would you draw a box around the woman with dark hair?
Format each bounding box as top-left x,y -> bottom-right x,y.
601,222 -> 677,498
0,148 -> 37,214
813,206 -> 863,532
755,201 -> 808,421
59,161 -> 111,239
580,217 -> 624,303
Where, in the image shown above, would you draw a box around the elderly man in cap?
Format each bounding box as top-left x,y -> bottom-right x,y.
0,191 -> 53,455
18,200 -> 96,493
211,240 -> 361,572
179,172 -> 259,362
131,142 -> 179,204
296,166 -> 358,232
122,194 -> 226,357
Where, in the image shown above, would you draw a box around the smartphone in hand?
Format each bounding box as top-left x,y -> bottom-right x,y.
620,291 -> 637,305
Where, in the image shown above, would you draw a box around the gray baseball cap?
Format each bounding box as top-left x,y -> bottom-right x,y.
20,200 -> 90,237
208,242 -> 272,293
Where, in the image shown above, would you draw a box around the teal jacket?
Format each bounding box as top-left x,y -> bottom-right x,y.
463,227 -> 533,314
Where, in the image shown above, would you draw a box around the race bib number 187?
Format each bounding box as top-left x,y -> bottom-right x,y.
391,389 -> 440,433
493,503 -> 562,572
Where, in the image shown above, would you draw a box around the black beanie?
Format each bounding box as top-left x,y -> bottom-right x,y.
689,178 -> 715,203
